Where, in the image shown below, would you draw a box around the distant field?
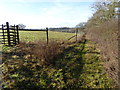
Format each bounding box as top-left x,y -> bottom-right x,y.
19,31 -> 75,42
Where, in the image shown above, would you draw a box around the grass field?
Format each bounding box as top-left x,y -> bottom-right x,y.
19,31 -> 75,42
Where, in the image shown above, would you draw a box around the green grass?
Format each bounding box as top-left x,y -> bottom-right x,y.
19,31 -> 75,42
53,40 -> 114,88
1,40 -> 114,89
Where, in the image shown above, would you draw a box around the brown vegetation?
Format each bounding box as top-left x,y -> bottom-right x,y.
18,40 -> 65,66
85,18 -> 118,85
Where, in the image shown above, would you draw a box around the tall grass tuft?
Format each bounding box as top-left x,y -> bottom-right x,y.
18,40 -> 64,66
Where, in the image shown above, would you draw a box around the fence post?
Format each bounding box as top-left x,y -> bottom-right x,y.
16,25 -> 20,44
76,28 -> 78,42
13,24 -> 16,45
2,24 -> 5,44
6,22 -> 11,46
46,27 -> 49,44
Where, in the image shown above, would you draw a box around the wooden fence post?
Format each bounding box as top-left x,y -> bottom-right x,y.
6,22 -> 11,46
46,27 -> 49,44
76,28 -> 78,42
13,24 -> 16,45
2,24 -> 5,44
16,25 -> 20,44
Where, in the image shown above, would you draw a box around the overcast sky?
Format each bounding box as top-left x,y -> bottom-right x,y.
0,0 -> 95,28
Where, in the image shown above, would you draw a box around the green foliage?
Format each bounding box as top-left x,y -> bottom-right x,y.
1,40 -> 114,89
2,45 -> 13,52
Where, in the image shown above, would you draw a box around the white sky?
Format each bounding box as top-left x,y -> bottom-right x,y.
0,0 -> 95,29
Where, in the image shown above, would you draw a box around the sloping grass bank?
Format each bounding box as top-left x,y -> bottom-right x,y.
85,19 -> 118,85
1,40 -> 114,89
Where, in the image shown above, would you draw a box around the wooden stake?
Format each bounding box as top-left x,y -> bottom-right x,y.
46,27 -> 49,44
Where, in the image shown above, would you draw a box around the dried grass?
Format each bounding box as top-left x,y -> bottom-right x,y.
18,40 -> 64,66
85,18 -> 118,85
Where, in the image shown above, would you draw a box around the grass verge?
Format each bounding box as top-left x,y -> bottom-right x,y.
1,39 -> 115,89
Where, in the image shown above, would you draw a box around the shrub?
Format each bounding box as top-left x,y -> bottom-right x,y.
18,40 -> 64,66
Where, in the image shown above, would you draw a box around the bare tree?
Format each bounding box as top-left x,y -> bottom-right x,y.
18,24 -> 26,29
85,0 -> 119,28
76,22 -> 86,29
